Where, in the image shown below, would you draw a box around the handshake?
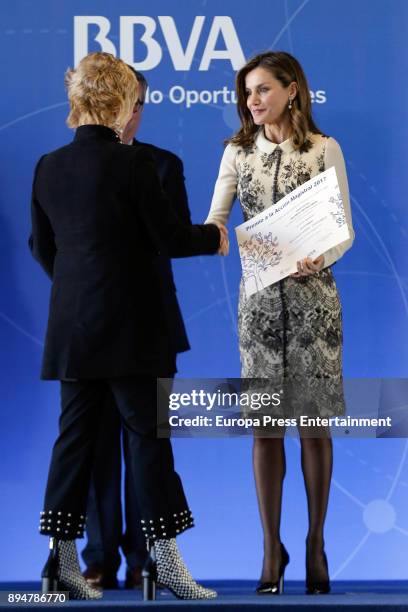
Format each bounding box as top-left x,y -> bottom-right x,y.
213,222 -> 229,256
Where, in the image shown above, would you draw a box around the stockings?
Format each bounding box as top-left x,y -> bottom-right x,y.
301,432 -> 332,582
253,431 -> 332,582
253,435 -> 285,582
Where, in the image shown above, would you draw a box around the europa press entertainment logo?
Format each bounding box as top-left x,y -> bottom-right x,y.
73,16 -> 327,107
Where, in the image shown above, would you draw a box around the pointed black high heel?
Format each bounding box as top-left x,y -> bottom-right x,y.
306,549 -> 331,594
41,538 -> 59,593
256,543 -> 289,595
142,540 -> 157,601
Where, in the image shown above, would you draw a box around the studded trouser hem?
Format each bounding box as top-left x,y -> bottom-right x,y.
140,509 -> 194,540
39,510 -> 86,539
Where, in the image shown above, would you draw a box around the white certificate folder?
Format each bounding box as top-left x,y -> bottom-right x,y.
235,166 -> 350,296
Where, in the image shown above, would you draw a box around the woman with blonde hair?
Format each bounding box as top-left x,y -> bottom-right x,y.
206,51 -> 354,595
30,52 -> 225,600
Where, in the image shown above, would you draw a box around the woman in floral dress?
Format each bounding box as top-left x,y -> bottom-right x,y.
206,51 -> 354,595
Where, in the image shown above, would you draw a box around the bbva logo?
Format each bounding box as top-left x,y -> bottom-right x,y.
74,16 -> 246,71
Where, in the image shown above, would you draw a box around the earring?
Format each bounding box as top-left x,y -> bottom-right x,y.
112,121 -> 123,143
288,98 -> 293,110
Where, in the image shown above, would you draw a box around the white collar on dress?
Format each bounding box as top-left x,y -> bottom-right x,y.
255,129 -> 295,154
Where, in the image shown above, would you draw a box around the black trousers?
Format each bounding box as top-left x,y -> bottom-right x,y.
39,376 -> 194,541
81,394 -> 147,572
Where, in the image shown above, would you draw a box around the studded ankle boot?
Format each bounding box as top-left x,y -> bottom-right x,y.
41,538 -> 102,600
152,538 -> 217,600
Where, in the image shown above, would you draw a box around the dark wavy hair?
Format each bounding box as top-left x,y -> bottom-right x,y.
227,51 -> 323,152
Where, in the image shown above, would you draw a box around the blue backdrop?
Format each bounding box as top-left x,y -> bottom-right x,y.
1,0 -> 407,582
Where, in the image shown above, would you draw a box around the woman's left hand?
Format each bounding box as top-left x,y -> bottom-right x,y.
291,255 -> 325,277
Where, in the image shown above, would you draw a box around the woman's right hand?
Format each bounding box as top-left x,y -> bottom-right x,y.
214,222 -> 229,255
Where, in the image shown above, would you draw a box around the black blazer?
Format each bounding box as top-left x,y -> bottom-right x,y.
132,139 -> 192,358
136,141 -> 192,226
30,125 -> 220,380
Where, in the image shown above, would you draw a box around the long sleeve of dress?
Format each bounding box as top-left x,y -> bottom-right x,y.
321,137 -> 355,267
205,144 -> 238,225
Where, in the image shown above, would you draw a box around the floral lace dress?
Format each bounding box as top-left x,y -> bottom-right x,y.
235,133 -> 346,417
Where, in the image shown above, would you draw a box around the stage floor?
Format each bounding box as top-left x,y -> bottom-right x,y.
1,581 -> 408,610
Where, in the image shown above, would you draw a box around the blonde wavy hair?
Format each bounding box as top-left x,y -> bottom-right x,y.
228,51 -> 324,152
65,52 -> 138,133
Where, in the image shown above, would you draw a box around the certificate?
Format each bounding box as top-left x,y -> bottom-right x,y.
235,166 -> 350,297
